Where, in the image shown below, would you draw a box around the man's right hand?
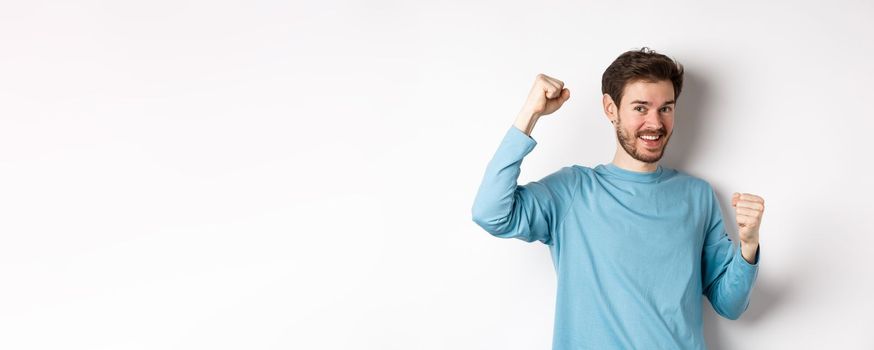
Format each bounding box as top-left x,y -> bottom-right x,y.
514,73 -> 571,135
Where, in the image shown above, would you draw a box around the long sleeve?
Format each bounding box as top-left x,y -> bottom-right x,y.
701,186 -> 760,320
470,125 -> 577,245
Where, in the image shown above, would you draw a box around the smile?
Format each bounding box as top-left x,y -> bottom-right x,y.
638,134 -> 664,148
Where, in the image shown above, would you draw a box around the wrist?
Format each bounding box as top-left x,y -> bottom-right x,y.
514,111 -> 540,136
740,240 -> 759,264
741,236 -> 759,247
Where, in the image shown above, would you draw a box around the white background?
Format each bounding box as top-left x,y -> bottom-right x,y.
1,1 -> 873,349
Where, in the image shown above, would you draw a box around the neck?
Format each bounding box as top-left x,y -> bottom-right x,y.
611,145 -> 659,173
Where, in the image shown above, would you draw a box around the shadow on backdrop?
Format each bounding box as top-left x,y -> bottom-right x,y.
661,70 -> 706,171
662,70 -> 793,349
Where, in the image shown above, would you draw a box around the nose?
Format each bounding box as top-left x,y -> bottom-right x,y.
643,109 -> 663,130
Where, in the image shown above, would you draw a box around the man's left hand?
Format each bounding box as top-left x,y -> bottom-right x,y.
732,192 -> 764,263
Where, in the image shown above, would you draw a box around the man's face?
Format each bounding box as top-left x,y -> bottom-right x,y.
609,79 -> 676,164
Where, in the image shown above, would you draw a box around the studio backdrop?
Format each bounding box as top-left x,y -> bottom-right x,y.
1,0 -> 872,349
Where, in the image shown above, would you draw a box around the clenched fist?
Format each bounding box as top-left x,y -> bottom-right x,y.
731,192 -> 764,244
520,73 -> 571,117
514,74 -> 571,135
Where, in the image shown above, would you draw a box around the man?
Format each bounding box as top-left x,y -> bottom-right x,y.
471,47 -> 763,349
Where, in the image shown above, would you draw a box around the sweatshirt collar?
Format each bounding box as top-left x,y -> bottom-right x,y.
598,162 -> 666,183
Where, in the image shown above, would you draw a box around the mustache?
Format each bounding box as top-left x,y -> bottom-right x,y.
636,128 -> 666,137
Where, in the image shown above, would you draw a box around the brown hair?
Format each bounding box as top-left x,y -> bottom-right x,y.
601,47 -> 684,107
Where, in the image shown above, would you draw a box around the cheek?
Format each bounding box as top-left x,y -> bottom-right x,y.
625,121 -> 646,133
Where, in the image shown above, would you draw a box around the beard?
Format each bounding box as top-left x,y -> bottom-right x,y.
614,112 -> 672,164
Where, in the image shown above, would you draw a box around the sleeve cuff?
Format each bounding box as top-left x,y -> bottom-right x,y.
735,242 -> 760,268
499,125 -> 537,156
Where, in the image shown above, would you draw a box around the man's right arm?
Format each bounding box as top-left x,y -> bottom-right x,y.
470,74 -> 573,245
513,110 -> 540,136
470,124 -> 567,244
512,73 -> 570,136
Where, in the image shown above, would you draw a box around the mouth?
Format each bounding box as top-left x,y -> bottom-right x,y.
637,133 -> 664,149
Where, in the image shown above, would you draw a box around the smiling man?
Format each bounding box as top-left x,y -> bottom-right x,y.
471,47 -> 763,349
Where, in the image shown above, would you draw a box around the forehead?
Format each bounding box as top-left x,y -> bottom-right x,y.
622,79 -> 674,104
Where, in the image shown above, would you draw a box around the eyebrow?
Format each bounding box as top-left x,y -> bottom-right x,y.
629,100 -> 675,106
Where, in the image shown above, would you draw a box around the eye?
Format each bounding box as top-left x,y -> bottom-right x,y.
660,106 -> 673,113
633,106 -> 646,112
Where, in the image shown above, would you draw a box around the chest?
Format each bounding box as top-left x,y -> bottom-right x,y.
561,181 -> 708,264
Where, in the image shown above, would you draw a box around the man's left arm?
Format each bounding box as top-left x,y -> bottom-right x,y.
701,189 -> 764,320
733,192 -> 764,264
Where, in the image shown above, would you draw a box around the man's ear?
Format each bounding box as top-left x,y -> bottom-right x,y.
602,93 -> 617,121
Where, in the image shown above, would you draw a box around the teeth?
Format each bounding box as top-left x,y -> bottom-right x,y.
640,135 -> 660,140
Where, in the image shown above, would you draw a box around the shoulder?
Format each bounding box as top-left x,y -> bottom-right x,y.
537,165 -> 582,186
665,167 -> 717,196
670,171 -> 723,217
569,164 -> 596,178
671,168 -> 710,186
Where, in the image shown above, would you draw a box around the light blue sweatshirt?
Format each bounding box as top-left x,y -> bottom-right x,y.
471,125 -> 760,349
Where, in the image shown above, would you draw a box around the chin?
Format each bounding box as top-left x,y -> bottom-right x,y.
635,146 -> 666,163
636,155 -> 663,164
